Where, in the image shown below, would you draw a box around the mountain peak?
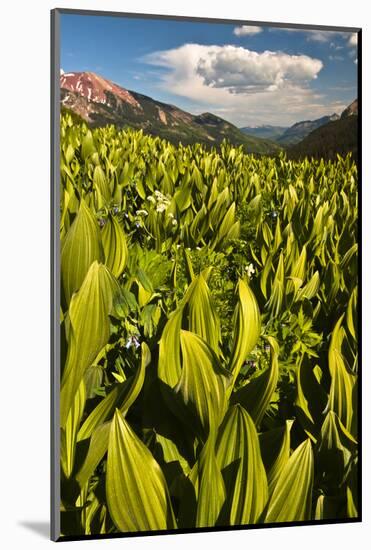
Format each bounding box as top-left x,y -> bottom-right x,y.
60,71 -> 142,109
341,99 -> 358,119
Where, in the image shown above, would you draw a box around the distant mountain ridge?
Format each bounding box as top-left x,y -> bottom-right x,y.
276,114 -> 340,145
60,71 -> 279,154
287,100 -> 358,161
240,125 -> 288,140
240,114 -> 342,145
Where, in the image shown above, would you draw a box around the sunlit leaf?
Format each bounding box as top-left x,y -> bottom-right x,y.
264,439 -> 314,523
229,280 -> 261,387
60,262 -> 120,427
232,336 -> 279,426
106,410 -> 176,532
196,436 -> 226,528
184,272 -> 221,353
102,214 -> 128,278
61,199 -> 104,304
260,420 -> 294,494
61,380 -> 86,478
216,405 -> 268,525
328,316 -> 357,433
176,330 -> 230,437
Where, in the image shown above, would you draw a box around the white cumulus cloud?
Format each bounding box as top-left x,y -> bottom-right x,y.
233,25 -> 263,36
143,44 -> 339,125
195,46 -> 323,94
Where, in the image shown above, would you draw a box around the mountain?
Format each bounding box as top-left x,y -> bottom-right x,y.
341,99 -> 358,119
240,125 -> 288,140
287,101 -> 358,161
60,71 -> 280,154
277,114 -> 340,145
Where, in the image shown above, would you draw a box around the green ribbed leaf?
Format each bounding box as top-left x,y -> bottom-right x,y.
61,262 -> 119,427
61,199 -> 104,304
267,252 -> 285,317
102,214 -> 128,278
316,411 -> 356,489
173,182 -> 193,212
93,165 -> 111,207
328,316 -> 357,432
214,202 -> 238,248
264,439 -> 314,523
295,360 -> 328,442
158,308 -> 183,388
184,273 -> 221,353
260,420 -> 294,494
61,380 -> 86,478
232,336 -> 279,426
260,255 -> 273,299
76,422 -> 110,488
209,187 -> 230,227
176,330 -> 230,436
153,433 -> 191,477
346,286 -> 357,340
229,280 -> 261,386
77,384 -> 124,442
216,405 -> 268,525
195,436 -> 226,528
106,410 -> 176,532
81,130 -> 96,160
296,271 -> 320,302
287,245 -> 307,296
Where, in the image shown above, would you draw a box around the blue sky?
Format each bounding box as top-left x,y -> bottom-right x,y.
61,14 -> 358,126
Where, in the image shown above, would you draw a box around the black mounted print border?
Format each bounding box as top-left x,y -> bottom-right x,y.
51,8 -> 362,542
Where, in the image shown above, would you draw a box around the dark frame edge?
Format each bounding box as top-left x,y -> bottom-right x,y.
53,7 -> 360,32
56,517 -> 361,543
51,7 -> 61,543
356,27 -> 362,523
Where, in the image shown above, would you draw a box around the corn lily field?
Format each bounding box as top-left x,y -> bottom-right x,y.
59,112 -> 358,536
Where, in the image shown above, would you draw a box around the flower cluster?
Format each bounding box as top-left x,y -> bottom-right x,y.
147,190 -> 171,213
244,263 -> 256,278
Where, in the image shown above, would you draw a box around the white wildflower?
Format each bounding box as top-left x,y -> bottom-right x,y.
125,335 -> 140,349
245,263 -> 255,277
172,219 -> 178,226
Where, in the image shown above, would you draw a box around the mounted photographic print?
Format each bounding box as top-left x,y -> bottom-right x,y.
51,8 -> 361,542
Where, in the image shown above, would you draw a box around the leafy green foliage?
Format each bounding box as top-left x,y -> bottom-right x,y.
59,113 -> 358,537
